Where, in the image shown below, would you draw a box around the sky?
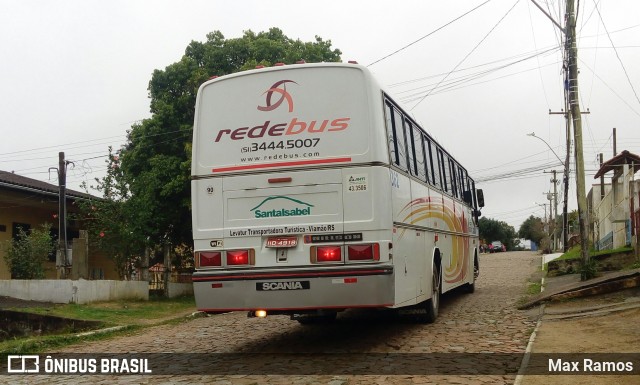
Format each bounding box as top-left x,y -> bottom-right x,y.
1,0 -> 639,232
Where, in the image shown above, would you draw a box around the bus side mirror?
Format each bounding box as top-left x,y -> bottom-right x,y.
476,189 -> 485,208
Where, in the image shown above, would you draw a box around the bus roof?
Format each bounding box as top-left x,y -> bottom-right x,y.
192,62 -> 386,177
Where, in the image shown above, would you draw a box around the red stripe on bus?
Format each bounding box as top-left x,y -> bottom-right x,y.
192,268 -> 390,282
212,157 -> 352,173
197,304 -> 394,312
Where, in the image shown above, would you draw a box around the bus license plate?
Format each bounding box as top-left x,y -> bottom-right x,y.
266,237 -> 297,248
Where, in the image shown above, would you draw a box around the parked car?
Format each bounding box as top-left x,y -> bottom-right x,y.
490,241 -> 506,253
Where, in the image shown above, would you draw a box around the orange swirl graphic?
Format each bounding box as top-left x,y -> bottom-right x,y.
397,197 -> 470,284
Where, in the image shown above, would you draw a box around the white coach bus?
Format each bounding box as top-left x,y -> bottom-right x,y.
191,62 -> 484,323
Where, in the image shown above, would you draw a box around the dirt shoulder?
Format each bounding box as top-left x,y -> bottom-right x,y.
521,288 -> 640,385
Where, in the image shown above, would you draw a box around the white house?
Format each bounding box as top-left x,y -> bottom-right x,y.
592,150 -> 640,251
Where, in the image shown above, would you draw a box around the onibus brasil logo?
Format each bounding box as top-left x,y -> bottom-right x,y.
250,196 -> 313,219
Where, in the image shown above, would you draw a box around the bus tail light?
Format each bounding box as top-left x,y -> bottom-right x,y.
313,246 -> 342,263
197,251 -> 222,268
227,249 -> 252,266
347,244 -> 380,261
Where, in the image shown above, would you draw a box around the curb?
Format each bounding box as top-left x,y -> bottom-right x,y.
74,325 -> 131,338
72,311 -> 207,338
518,269 -> 640,310
514,304 -> 544,385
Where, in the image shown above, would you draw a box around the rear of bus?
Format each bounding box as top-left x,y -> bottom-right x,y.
191,63 -> 394,317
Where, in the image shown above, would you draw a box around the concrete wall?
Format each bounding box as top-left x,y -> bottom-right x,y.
0,279 -> 148,304
595,167 -> 638,250
167,282 -> 194,298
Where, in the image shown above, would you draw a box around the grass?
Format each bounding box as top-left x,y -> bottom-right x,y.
526,281 -> 543,295
0,325 -> 139,354
517,276 -> 545,308
0,295 -> 198,354
7,295 -> 196,326
556,245 -> 633,261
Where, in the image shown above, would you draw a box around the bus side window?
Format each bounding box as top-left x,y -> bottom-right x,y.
384,102 -> 398,166
438,149 -> 449,194
426,138 -> 439,189
388,105 -> 409,172
458,166 -> 468,200
449,159 -> 458,198
411,125 -> 427,182
471,179 -> 478,209
405,119 -> 417,176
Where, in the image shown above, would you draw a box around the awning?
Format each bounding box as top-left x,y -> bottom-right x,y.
593,150 -> 640,179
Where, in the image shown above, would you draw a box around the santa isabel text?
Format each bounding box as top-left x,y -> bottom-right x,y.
549,358 -> 633,373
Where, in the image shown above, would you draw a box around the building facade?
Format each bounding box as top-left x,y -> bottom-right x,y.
0,170 -> 117,280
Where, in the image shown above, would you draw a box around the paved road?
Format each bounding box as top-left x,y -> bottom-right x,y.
8,251 -> 540,385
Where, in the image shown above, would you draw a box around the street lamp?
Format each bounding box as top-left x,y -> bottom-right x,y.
527,132 -> 565,166
527,131 -> 569,253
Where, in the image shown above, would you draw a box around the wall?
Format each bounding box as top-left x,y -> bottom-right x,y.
595,165 -> 636,250
0,202 -> 118,281
88,250 -> 119,280
167,282 -> 194,298
0,279 -> 148,304
0,196 -> 57,279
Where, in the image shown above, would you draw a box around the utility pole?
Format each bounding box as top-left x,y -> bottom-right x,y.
532,0 -> 590,266
544,170 -> 559,250
549,109 -> 571,252
599,154 -> 605,199
541,191 -> 554,248
536,203 -> 548,234
548,193 -> 553,247
58,152 -> 69,279
566,0 -> 591,279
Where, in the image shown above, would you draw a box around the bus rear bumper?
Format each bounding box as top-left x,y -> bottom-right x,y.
192,266 -> 394,313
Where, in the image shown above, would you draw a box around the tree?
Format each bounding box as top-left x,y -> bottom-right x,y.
118,28 -> 342,248
479,217 -> 517,250
79,147 -> 145,280
518,215 -> 546,245
3,224 -> 54,279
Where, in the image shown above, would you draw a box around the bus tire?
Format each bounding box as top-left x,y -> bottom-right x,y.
422,264 -> 441,324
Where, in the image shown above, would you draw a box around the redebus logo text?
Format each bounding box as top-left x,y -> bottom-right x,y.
214,117 -> 350,142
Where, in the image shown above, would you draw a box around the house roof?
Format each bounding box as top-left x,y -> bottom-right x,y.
0,170 -> 95,200
593,150 -> 640,179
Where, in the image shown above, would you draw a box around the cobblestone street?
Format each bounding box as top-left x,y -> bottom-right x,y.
7,251 -> 540,385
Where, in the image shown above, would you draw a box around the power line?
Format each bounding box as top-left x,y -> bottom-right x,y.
367,0 -> 493,67
591,0 -> 640,107
578,58 -> 640,118
389,45 -> 559,89
398,59 -> 561,103
526,0 -> 552,109
409,0 -> 521,111
476,160 -> 563,183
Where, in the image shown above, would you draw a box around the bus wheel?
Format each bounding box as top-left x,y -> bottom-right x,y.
422,265 -> 441,324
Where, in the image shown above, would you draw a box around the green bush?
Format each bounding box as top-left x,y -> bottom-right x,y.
580,258 -> 598,280
2,223 -> 54,279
